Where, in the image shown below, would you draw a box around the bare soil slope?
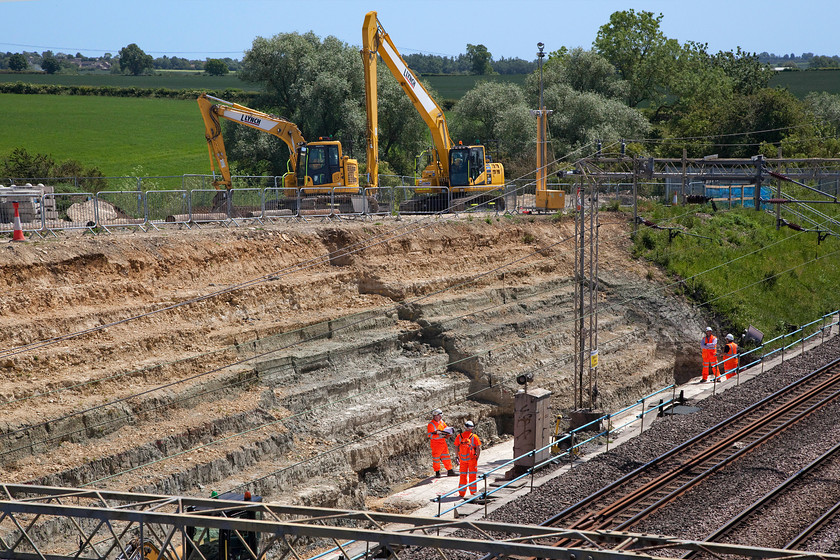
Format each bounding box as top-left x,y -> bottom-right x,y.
0,215 -> 706,508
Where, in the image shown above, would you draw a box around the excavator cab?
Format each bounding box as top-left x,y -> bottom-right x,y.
449,146 -> 486,187
296,142 -> 349,191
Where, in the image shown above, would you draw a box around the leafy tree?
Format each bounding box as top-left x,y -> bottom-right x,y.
466,44 -> 493,75
118,43 -> 153,75
543,83 -> 650,157
712,47 -> 771,95
238,31 -> 429,177
593,9 -> 679,107
809,55 -> 840,69
538,47 -> 627,100
0,148 -> 105,185
451,81 -> 531,161
8,53 -> 28,72
41,56 -> 60,74
805,92 -> 840,131
204,58 -> 229,76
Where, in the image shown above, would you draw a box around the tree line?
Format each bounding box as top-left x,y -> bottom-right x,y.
0,46 -> 240,76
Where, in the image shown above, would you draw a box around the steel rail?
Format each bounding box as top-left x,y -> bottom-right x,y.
608,386 -> 840,532
674,438 -> 840,557
537,359 -> 840,551
543,358 -> 840,529
785,499 -> 840,550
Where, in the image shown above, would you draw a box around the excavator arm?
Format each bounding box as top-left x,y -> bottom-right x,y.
197,93 -> 306,190
362,11 -> 452,188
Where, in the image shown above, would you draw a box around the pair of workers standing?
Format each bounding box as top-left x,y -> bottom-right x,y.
427,409 -> 482,498
701,327 -> 739,382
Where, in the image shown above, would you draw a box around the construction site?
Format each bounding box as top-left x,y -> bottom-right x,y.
2,10 -> 840,560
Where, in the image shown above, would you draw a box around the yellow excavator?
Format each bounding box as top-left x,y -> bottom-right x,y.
198,94 -> 372,213
361,11 -> 505,212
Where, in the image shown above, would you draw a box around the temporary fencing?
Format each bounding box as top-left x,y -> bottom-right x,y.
146,190 -> 189,228
229,188 -> 265,223
96,191 -> 146,231
43,192 -> 96,232
0,185 -> 45,235
264,187 -> 300,221
188,189 -> 230,225
0,175 -> 560,234
364,187 -> 394,216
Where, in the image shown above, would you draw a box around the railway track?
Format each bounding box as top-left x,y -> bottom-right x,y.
531,357 -> 840,550
682,439 -> 840,557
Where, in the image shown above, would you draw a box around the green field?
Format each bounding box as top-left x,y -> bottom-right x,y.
768,69 -> 840,97
0,93 -> 210,178
0,71 -> 258,92
422,74 -> 527,101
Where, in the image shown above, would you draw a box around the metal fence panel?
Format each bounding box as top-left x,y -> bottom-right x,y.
96,191 -> 146,229
364,187 -> 394,216
298,190 -> 334,218
332,188 -> 368,217
190,189 -> 230,224
264,187 -> 300,220
229,188 -> 265,222
146,190 -> 189,226
393,186 -> 450,214
44,192 -> 96,231
0,192 -> 44,232
139,176 -> 188,192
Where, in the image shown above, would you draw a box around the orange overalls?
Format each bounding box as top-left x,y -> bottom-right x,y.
454,431 -> 481,497
427,419 -> 453,473
701,333 -> 718,381
722,341 -> 739,379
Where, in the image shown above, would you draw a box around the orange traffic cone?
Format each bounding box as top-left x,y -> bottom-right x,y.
11,202 -> 26,242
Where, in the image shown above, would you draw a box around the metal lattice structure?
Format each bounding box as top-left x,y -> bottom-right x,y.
0,484 -> 837,560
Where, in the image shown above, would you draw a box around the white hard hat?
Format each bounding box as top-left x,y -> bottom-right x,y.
432,409 -> 442,416
464,420 -> 474,429
726,333 -> 734,341
705,327 -> 712,332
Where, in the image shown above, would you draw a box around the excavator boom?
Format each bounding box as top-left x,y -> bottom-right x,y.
362,11 -> 451,188
362,10 -> 504,208
198,94 -> 306,190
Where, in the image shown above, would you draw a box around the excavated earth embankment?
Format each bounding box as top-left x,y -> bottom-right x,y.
0,215 -> 710,512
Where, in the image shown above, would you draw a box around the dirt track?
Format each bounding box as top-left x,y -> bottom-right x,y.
0,214 -> 707,507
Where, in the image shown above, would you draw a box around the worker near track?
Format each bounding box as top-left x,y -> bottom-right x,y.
721,333 -> 739,380
701,327 -> 719,382
453,420 -> 482,497
427,409 -> 455,478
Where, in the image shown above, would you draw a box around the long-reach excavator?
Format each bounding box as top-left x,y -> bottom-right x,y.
198,94 -> 371,213
361,11 -> 505,212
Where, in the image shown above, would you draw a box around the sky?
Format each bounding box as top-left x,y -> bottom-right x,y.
0,0 -> 836,62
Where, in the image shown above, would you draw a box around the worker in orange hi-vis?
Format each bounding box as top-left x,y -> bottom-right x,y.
701,327 -> 719,382
453,420 -> 482,498
721,333 -> 739,380
427,409 -> 455,478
